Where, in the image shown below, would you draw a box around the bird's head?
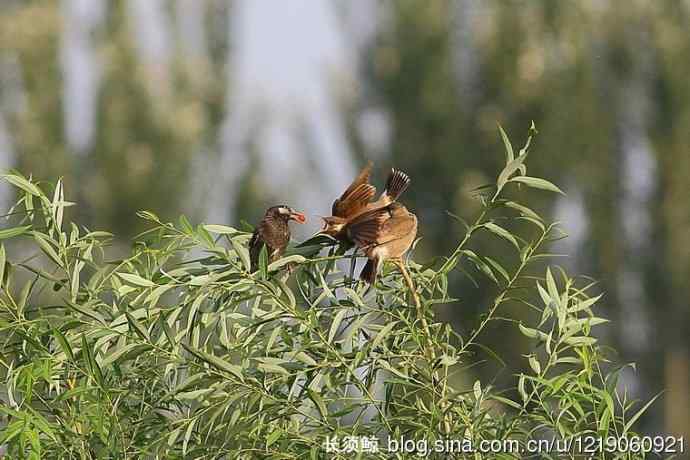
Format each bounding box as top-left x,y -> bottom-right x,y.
268,205 -> 307,224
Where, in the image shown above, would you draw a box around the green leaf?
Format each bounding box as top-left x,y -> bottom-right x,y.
2,174 -> 42,196
81,334 -> 104,386
518,374 -> 527,402
0,225 -> 31,240
483,222 -> 520,250
230,238 -> 251,271
307,389 -> 328,419
182,344 -> 244,382
126,312 -> 150,340
563,336 -> 597,347
118,272 -> 156,288
492,395 -> 521,410
498,124 -> 514,163
266,429 -> 282,448
102,343 -> 151,366
328,309 -> 347,344
519,323 -> 539,339
504,201 -> 541,221
371,321 -> 397,351
497,151 -> 528,189
258,362 -> 290,376
509,176 -> 565,195
570,294 -> 603,313
203,224 -> 238,235
258,244 -> 268,279
528,355 -> 541,374
293,351 -> 317,367
623,393 -> 661,434
64,299 -> 106,325
267,254 -> 307,272
0,244 -> 5,285
53,329 -> 74,360
473,380 -> 482,400
32,233 -> 62,266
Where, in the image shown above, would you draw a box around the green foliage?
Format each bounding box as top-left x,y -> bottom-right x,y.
0,130 -> 656,458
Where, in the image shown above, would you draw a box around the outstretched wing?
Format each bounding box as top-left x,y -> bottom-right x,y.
332,162 -> 376,218
344,206 -> 390,248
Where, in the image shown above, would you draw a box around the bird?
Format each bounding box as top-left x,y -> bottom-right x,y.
344,201 -> 418,284
321,163 -> 410,243
249,205 -> 306,273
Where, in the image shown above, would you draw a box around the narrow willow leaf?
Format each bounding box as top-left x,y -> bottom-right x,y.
473,380 -> 482,400
2,174 -> 42,196
371,321 -> 397,351
81,334 -> 103,386
0,226 -> 31,240
518,374 -> 527,402
33,233 -> 62,266
328,309 -> 347,344
483,222 -> 520,250
258,362 -> 290,376
498,124 -> 514,164
293,351 -> 317,367
484,257 -> 510,283
497,152 -> 528,189
182,419 -> 196,455
267,254 -> 307,272
182,344 -> 244,382
53,329 -> 74,361
307,389 -> 328,419
230,238 -> 251,271
563,336 -> 597,346
102,343 -> 151,366
545,267 -> 559,305
623,393 -> 661,434
519,323 -> 540,339
504,201 -> 541,221
126,312 -> 149,340
118,272 -> 156,288
52,178 -> 64,230
528,355 -> 541,374
492,395 -> 521,410
266,430 -> 282,448
203,224 -> 238,235
0,244 -> 5,285
65,299 -> 106,325
570,294 -> 603,313
258,245 -> 268,279
509,176 -> 565,195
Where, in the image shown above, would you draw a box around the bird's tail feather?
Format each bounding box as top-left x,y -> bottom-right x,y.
383,169 -> 410,202
360,257 -> 380,284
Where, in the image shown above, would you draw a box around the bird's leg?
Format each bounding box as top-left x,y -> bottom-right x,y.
393,258 -> 449,433
393,259 -> 421,311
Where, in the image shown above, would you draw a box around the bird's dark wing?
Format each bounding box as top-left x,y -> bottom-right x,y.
332,162 -> 376,218
345,206 -> 390,247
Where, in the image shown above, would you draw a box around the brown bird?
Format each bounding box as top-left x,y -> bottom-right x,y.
321,163 -> 410,242
249,205 -> 306,272
345,201 -> 418,284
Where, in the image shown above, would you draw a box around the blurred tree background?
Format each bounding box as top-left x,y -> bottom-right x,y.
1,0 -> 688,440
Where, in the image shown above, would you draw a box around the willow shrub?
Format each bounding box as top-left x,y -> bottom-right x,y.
0,128 -> 656,459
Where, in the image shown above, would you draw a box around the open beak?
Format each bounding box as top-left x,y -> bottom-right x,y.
289,211 -> 307,224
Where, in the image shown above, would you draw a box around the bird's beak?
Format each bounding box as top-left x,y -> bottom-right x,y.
289,211 -> 307,224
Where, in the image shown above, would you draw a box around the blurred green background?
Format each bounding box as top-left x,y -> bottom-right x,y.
1,0 -> 688,440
